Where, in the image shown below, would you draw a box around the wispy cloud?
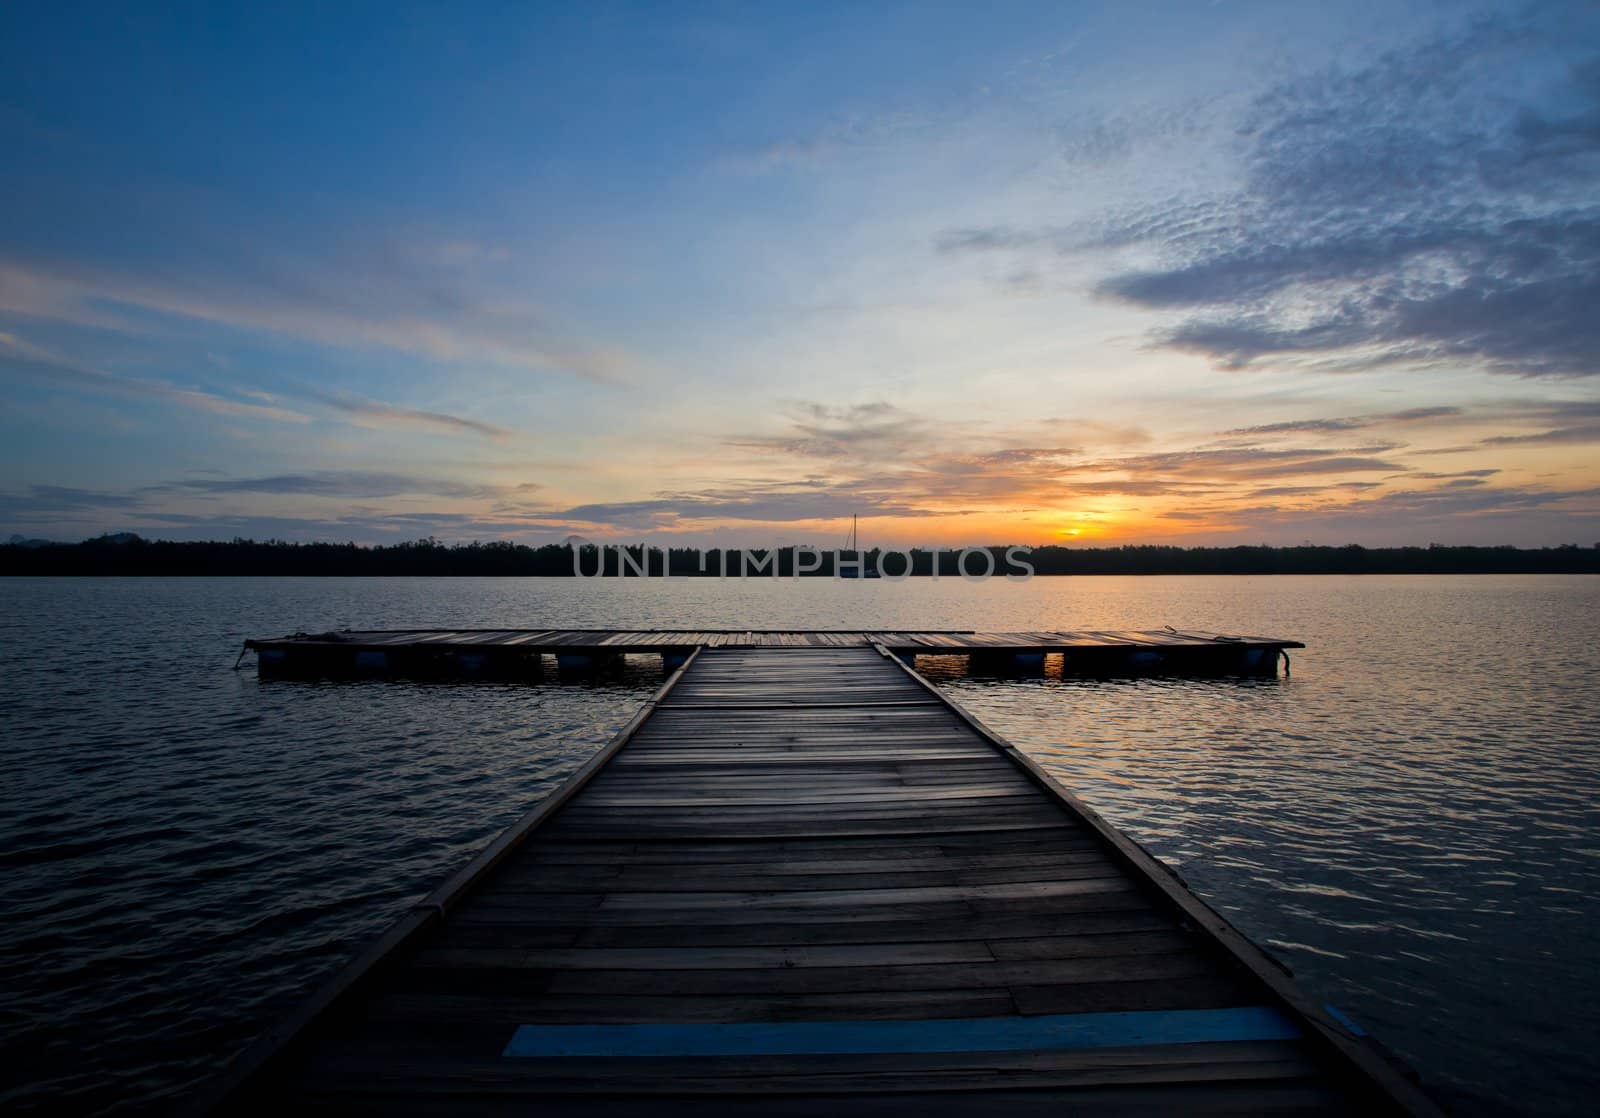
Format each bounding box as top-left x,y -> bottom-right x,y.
720,109 -> 933,173
1,333 -> 512,439
1082,445 -> 1409,480
1225,406 -> 1464,436
0,473 -> 548,541
284,387 -> 515,440
728,400 -> 933,461
1412,469 -> 1502,480
935,226 -> 1072,255
1233,482 -> 1600,526
161,471 -> 517,500
1482,423 -> 1600,446
534,491 -> 951,531
0,342 -> 311,424
10,485 -> 145,511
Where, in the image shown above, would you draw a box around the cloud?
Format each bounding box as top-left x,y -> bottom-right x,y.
1482,423 -> 1600,446
1410,444 -> 1481,456
0,479 -> 553,543
720,109 -> 933,173
162,472 -> 508,500
1083,445 -> 1409,480
728,400 -> 932,461
935,226 -> 1071,254
1070,9 -> 1600,378
969,447 -> 1078,466
1224,406 -> 1464,436
0,344 -> 311,424
0,484 -> 152,533
1244,482 -> 1600,521
1389,407 -> 1466,421
536,491 -> 947,530
0,333 -> 511,440
1227,417 -> 1371,435
285,387 -> 514,440
1035,417 -> 1152,446
9,473 -> 541,534
1233,456 -> 1406,478
9,485 -> 144,511
1246,485 -> 1334,498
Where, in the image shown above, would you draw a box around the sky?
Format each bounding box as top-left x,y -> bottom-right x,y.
2,0 -> 1598,548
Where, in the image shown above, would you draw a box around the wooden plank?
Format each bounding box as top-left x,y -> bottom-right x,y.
569,788 -> 1044,808
462,953 -> 1223,998
601,754 -> 1003,768
365,987 -> 1024,1026
473,910 -> 1178,950
552,795 -> 1060,816
452,887 -> 1155,928
414,930 -> 1198,974
537,820 -> 1084,841
485,861 -> 1126,894
582,766 -> 1024,783
506,845 -> 1109,873
576,877 -> 1145,910
491,844 -> 1115,872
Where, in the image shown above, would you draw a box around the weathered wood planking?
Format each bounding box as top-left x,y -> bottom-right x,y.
244,627 -> 1303,678
194,646 -> 1435,1116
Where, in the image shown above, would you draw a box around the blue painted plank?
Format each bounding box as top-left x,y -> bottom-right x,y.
1322,1004 -> 1369,1037
503,1006 -> 1301,1059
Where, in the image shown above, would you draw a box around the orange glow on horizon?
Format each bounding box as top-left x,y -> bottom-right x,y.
536,503 -> 1245,549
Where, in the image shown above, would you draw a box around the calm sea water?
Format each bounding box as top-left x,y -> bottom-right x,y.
1,575 -> 1597,1114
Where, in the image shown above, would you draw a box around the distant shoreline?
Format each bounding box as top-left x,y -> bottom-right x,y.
3,537 -> 1597,576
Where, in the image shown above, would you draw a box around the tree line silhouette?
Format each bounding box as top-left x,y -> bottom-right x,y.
3,535 -> 1597,575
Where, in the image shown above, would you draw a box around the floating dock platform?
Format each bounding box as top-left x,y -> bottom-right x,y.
197,638 -> 1437,1115
244,627 -> 1303,678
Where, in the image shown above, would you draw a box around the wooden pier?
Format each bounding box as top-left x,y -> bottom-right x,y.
244,627 -> 1303,678
196,639 -> 1437,1114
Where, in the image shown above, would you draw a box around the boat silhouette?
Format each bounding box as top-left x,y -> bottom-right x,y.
840,514 -> 880,578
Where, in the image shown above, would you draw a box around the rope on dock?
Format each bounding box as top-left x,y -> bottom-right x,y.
232,642 -> 250,671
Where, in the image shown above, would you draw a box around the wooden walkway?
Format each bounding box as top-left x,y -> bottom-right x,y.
196,646 -> 1433,1115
